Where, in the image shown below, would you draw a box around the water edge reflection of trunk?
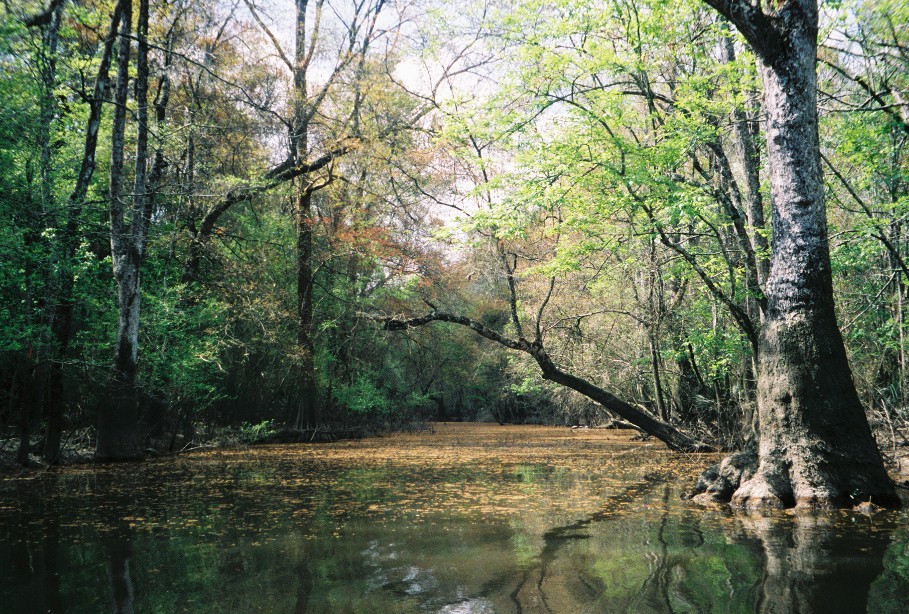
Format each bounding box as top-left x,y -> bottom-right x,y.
505,477 -> 898,613
42,514 -> 63,613
3,481 -> 64,613
731,513 -> 888,614
628,487 -> 680,613
96,473 -> 138,614
103,522 -> 135,614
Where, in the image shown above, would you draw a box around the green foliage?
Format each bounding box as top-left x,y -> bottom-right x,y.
334,375 -> 393,417
141,285 -> 229,416
0,0 -> 907,450
238,419 -> 277,444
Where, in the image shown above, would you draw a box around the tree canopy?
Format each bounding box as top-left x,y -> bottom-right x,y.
0,0 -> 907,507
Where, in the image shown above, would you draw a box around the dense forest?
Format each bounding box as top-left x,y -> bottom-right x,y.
1,0 -> 907,501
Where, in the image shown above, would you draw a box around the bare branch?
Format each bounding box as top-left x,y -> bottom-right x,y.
822,152 -> 909,283
242,0 -> 294,72
372,311 -> 712,452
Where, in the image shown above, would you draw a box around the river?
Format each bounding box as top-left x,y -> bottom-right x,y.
1,423 -> 907,612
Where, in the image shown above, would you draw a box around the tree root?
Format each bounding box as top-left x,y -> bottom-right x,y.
685,448 -> 757,505
687,449 -> 903,509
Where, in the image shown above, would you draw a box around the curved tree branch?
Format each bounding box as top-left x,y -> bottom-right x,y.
375,311 -> 713,452
702,1 -> 785,61
640,202 -> 760,356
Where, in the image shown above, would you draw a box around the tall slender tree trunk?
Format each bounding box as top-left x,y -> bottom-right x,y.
292,0 -> 318,430
98,0 -> 149,460
649,332 -> 668,421
47,0 -> 124,463
35,0 -> 61,212
15,358 -> 33,466
700,0 -> 898,508
25,0 -> 65,463
722,27 -> 769,289
295,187 -> 318,429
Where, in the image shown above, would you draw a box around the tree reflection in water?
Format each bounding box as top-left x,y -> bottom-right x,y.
509,484 -> 906,613
1,427 -> 907,613
734,512 -> 888,613
103,521 -> 136,614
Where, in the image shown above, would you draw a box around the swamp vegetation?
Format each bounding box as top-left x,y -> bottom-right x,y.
3,0 -> 909,607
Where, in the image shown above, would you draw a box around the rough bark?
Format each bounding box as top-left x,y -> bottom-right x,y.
699,0 -> 899,508
97,0 -> 143,460
379,312 -> 712,452
687,448 -> 757,503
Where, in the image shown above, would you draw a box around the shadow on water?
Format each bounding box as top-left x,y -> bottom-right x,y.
1,472 -> 139,614
1,426 -> 909,613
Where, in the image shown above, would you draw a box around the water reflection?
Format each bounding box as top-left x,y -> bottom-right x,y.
5,484 -> 65,613
740,513 -> 889,613
509,487 -> 905,613
104,522 -> 135,614
0,426 -> 907,613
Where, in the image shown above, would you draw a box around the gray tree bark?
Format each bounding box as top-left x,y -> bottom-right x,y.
699,0 -> 898,508
97,0 -> 149,460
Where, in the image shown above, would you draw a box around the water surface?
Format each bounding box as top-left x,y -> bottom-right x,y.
1,423 -> 908,612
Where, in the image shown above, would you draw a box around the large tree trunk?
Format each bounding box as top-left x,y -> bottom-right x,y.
97,255 -> 143,460
699,0 -> 898,508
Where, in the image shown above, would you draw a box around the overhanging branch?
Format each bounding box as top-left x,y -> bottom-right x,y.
373,311 -> 713,453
